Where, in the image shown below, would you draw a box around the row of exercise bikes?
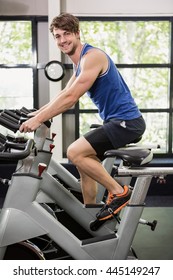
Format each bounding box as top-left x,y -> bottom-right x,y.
0,107 -> 172,260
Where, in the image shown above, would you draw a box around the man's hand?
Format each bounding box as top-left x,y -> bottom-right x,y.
27,111 -> 38,117
19,116 -> 41,133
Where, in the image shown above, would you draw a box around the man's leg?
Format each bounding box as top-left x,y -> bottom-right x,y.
77,166 -> 98,204
67,136 -> 131,220
67,137 -> 124,200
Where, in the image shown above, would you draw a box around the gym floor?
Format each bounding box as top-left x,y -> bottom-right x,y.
131,196 -> 173,260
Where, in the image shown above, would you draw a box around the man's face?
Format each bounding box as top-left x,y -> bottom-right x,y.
53,28 -> 80,56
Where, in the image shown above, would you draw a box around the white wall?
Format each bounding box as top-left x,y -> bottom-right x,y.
1,0 -> 173,16
62,0 -> 173,16
48,0 -> 63,160
0,0 -> 48,15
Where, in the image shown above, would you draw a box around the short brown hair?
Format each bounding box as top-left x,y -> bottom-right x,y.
49,13 -> 79,34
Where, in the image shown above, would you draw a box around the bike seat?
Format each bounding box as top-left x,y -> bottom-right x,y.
104,148 -> 153,166
132,136 -> 142,143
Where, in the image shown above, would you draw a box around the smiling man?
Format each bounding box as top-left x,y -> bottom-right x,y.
20,13 -> 146,221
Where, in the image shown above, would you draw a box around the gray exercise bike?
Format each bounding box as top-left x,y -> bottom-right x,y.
0,125 -> 172,259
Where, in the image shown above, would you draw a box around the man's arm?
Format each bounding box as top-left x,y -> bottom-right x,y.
28,73 -> 77,117
20,50 -> 106,132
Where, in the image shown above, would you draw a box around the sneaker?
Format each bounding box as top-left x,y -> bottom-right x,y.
96,186 -> 132,221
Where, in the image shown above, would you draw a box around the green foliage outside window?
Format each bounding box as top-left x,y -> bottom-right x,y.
80,21 -> 169,64
0,19 -> 172,154
0,21 -> 33,114
0,21 -> 32,64
78,20 -> 171,153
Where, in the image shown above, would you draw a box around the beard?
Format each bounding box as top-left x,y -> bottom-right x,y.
61,42 -> 78,56
67,46 -> 76,56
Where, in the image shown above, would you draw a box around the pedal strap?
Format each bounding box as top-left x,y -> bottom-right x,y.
108,208 -> 121,223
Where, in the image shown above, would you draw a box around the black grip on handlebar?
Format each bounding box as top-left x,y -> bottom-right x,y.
15,109 -> 28,118
5,140 -> 27,150
20,107 -> 33,114
1,108 -> 51,130
0,133 -> 6,144
0,139 -> 35,161
43,120 -> 51,128
19,107 -> 51,128
1,112 -> 19,124
4,109 -> 21,120
0,115 -> 20,132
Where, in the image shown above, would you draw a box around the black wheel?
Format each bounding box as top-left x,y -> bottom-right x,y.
4,240 -> 45,260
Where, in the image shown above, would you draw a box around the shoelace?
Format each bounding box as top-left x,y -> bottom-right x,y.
106,192 -> 115,204
106,186 -> 129,204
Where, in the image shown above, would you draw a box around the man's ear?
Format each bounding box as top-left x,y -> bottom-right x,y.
76,30 -> 80,39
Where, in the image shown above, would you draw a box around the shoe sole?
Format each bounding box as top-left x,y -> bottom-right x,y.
98,200 -> 130,221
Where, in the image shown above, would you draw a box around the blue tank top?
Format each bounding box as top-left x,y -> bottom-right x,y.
75,43 -> 141,121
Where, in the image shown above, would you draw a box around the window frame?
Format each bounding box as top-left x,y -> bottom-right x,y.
0,15 -> 48,110
1,16 -> 173,158
62,16 -> 173,158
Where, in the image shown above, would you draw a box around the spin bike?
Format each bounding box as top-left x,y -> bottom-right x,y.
0,109 -> 152,239
0,123 -> 173,259
0,107 -> 115,201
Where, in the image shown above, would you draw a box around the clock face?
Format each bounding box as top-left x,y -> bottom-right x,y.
44,60 -> 65,82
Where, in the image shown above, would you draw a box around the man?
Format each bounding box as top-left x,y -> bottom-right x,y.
20,13 -> 146,221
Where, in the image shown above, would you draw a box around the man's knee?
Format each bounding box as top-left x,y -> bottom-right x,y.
67,143 -> 80,165
66,144 -> 74,162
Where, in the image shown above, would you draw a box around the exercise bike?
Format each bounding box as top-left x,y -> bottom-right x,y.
1,122 -> 172,259
0,109 -> 152,239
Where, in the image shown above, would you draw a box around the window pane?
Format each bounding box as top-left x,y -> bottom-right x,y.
79,93 -> 96,109
80,113 -> 102,136
62,114 -> 76,154
79,112 -> 168,153
79,67 -> 169,110
142,112 -> 168,153
0,68 -> 33,109
0,21 -> 32,64
119,68 -> 169,109
80,21 -> 170,64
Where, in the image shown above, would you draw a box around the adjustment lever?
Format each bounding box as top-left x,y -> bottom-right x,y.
49,144 -> 55,153
38,163 -> 47,177
52,133 -> 56,140
139,218 -> 158,231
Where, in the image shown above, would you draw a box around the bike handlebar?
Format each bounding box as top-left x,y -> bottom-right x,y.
0,115 -> 20,132
0,108 -> 51,132
0,138 -> 35,161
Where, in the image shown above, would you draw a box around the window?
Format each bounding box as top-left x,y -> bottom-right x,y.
62,17 -> 173,157
0,20 -> 34,109
0,16 -> 49,135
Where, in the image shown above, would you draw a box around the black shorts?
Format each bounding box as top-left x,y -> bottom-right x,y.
84,126 -> 114,161
84,116 -> 146,161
